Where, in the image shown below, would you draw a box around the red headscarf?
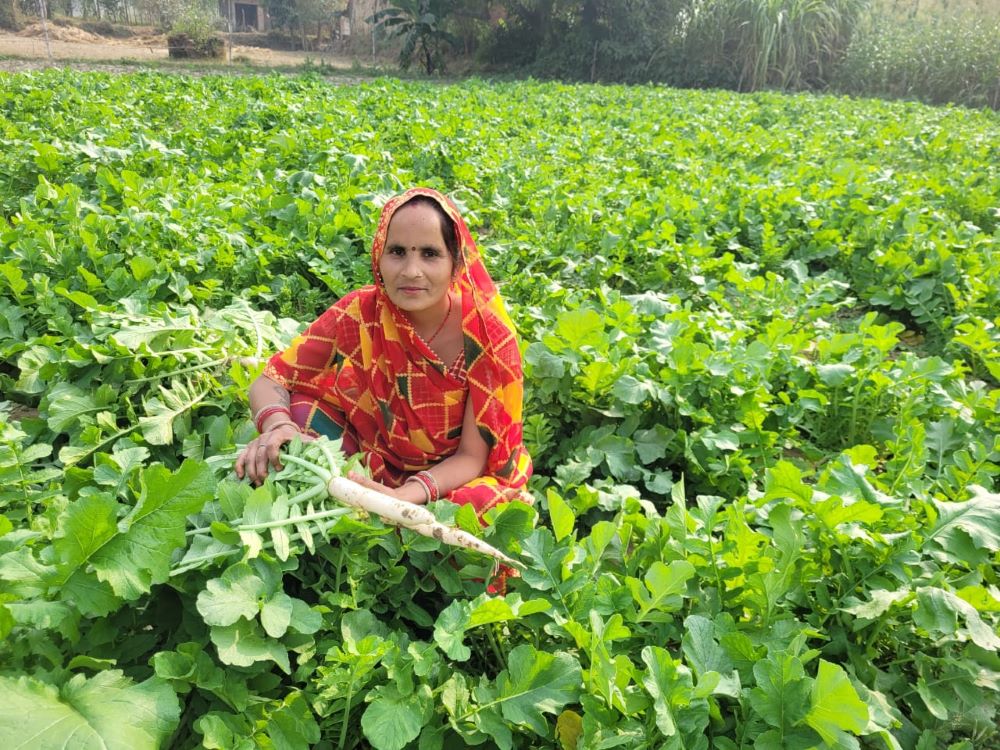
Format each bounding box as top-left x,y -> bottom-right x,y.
265,187 -> 532,517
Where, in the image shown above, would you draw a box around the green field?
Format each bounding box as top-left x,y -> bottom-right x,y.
1,70 -> 999,749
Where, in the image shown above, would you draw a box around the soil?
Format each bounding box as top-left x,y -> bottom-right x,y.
0,25 -> 360,73
7,404 -> 39,422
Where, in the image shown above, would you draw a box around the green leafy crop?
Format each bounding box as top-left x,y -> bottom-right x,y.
0,70 -> 997,749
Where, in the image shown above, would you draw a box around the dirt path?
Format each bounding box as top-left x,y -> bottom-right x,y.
0,29 -> 359,73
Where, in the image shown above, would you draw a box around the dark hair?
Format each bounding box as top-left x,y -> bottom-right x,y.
399,194 -> 461,268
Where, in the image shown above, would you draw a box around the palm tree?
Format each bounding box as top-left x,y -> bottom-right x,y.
370,0 -> 459,74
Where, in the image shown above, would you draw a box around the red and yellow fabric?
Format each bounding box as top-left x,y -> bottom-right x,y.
264,187 -> 533,518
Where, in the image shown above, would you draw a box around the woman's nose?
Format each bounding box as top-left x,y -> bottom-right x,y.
401,252 -> 423,277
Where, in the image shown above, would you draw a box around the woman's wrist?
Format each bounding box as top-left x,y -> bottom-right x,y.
412,470 -> 440,501
400,477 -> 431,504
254,404 -> 291,432
260,414 -> 299,433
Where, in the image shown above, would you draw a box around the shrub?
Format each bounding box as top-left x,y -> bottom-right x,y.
165,0 -> 225,60
167,32 -> 225,59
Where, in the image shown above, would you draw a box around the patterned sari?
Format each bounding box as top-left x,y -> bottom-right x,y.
264,187 -> 532,518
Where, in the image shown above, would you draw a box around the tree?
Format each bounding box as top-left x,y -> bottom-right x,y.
263,0 -> 346,49
482,0 -> 686,82
371,0 -> 459,74
0,0 -> 16,31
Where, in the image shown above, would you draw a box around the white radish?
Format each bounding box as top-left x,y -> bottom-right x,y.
327,476 -> 520,567
405,521 -> 521,569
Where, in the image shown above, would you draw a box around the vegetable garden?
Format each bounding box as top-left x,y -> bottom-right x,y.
1,70 -> 999,749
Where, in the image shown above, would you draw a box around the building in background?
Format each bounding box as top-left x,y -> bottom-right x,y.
218,0 -> 269,31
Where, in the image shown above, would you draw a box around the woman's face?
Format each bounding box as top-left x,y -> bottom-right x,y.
379,202 -> 455,317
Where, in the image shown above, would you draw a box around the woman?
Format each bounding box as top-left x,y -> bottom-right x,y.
235,187 -> 532,518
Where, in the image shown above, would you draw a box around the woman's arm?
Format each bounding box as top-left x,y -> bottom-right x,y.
248,374 -> 292,428
351,397 -> 489,504
235,374 -> 309,484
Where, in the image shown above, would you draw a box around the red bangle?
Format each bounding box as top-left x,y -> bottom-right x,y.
414,470 -> 440,501
255,405 -> 291,433
405,475 -> 431,503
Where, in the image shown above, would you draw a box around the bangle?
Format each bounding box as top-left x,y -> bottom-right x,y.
413,470 -> 440,502
418,471 -> 440,501
251,401 -> 290,421
252,402 -> 290,430
264,419 -> 301,434
405,475 -> 431,503
255,405 -> 291,433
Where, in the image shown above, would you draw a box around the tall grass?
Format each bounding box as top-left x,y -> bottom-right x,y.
834,10 -> 1000,109
681,0 -> 868,91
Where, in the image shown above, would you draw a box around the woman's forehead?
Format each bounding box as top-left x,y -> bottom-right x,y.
387,203 -> 446,237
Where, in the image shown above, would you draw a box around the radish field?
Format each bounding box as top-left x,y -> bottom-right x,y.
1,70 -> 999,749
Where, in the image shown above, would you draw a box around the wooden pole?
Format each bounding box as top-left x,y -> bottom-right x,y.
37,0 -> 52,63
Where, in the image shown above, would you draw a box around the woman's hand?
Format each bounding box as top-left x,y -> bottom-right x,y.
347,471 -> 427,505
235,425 -> 313,485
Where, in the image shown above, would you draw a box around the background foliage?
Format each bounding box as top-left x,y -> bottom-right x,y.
476,0 -> 1000,109
0,71 -> 998,748
833,5 -> 1000,110
5,0 -> 998,109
